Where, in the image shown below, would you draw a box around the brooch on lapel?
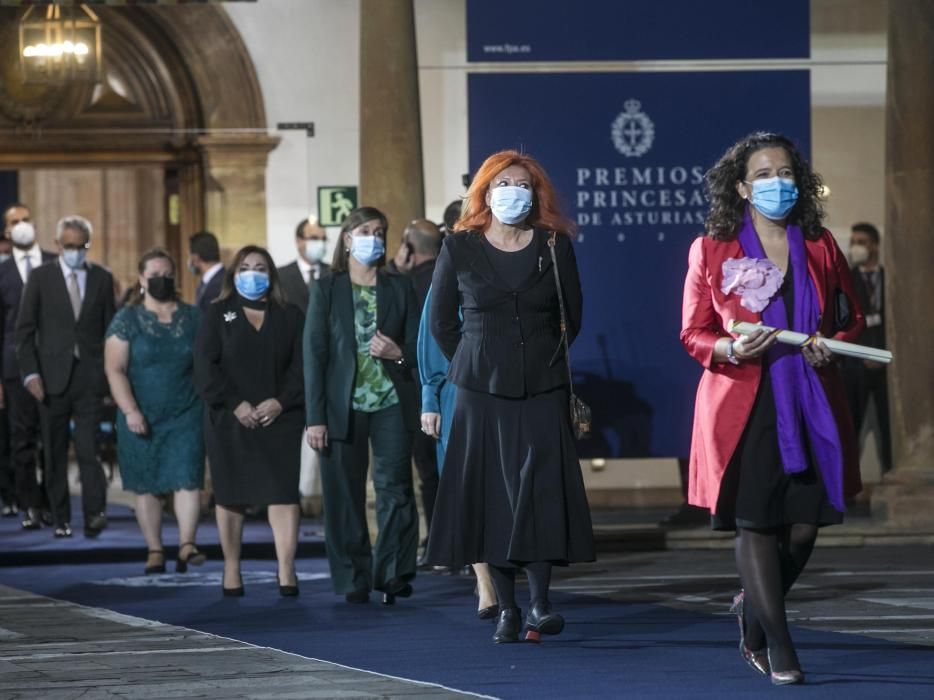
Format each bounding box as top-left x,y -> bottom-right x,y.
721,257 -> 782,313
223,311 -> 237,323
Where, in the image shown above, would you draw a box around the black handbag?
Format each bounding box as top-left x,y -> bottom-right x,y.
547,232 -> 592,440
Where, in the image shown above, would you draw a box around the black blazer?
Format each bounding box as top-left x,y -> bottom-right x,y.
304,270 -> 419,440
850,265 -> 885,349
278,261 -> 330,314
0,251 -> 56,380
196,266 -> 225,314
430,229 -> 582,398
15,260 -> 116,395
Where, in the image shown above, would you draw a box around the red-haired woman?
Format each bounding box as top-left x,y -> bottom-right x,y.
425,150 -> 594,644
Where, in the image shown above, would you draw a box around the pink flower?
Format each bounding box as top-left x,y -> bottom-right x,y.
721,257 -> 783,313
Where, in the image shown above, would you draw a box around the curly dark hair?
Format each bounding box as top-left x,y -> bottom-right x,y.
704,132 -> 825,241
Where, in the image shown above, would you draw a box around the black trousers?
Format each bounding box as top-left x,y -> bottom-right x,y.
412,428 -> 438,535
0,402 -> 10,508
39,360 -> 107,526
319,404 -> 418,594
845,363 -> 892,472
3,378 -> 44,511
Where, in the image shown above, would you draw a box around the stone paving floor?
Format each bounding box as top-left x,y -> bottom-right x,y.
0,585 -> 480,700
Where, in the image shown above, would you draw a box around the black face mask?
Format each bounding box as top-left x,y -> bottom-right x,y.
147,276 -> 176,302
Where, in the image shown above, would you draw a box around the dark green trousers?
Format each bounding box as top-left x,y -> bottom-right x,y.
319,403 -> 418,594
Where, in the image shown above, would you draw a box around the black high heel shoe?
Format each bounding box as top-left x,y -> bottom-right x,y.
381,577 -> 413,606
222,574 -> 244,597
144,549 -> 166,575
731,590 -> 770,676
277,573 -> 299,597
478,604 -> 499,620
176,542 -> 206,573
493,607 -> 522,643
524,600 -> 565,642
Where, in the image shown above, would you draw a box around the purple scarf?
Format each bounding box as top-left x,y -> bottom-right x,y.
738,212 -> 845,512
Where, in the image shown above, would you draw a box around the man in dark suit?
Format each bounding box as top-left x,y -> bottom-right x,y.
278,216 -> 329,313
844,221 -> 891,472
16,215 -> 116,538
0,203 -> 56,529
189,231 -> 225,313
388,219 -> 444,560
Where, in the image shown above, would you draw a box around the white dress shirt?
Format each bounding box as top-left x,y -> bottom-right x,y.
13,244 -> 42,284
201,262 -> 224,287
59,255 -> 88,301
296,257 -> 321,284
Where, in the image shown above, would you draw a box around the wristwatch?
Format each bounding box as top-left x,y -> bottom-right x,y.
725,340 -> 740,365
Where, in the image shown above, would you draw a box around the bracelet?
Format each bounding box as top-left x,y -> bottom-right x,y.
725,340 -> 740,366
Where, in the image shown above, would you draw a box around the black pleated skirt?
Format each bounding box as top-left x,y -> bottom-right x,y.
711,368 -> 844,531
426,386 -> 595,568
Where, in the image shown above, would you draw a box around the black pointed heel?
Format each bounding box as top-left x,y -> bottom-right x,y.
144,549 -> 166,575
493,607 -> 522,643
524,601 -> 564,642
222,574 -> 244,597
381,577 -> 413,606
176,542 -> 207,573
478,604 -> 500,620
278,573 -> 299,597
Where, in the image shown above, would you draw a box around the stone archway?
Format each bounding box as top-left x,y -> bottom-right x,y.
0,5 -> 277,293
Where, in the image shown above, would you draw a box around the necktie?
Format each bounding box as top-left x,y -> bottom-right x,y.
23,254 -> 32,282
68,271 -> 82,319
195,280 -> 205,305
863,271 -> 878,313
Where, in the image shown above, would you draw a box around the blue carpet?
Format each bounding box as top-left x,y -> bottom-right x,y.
1,559 -> 932,698
0,498 -> 324,565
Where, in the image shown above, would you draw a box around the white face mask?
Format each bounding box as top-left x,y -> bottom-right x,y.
11,221 -> 36,247
850,243 -> 870,265
304,239 -> 326,263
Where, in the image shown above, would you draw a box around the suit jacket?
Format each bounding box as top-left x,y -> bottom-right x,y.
196,266 -> 225,314
16,260 -> 116,396
304,270 -> 419,441
409,259 -> 436,313
0,251 -> 56,380
278,261 -> 330,314
680,230 -> 865,512
430,229 -> 582,398
849,265 -> 885,349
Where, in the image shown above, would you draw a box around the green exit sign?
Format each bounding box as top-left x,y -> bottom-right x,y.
317,186 -> 358,227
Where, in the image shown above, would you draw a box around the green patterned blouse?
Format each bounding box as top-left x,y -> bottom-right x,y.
352,284 -> 400,412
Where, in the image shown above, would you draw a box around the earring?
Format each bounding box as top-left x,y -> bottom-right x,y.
140,286 -> 145,295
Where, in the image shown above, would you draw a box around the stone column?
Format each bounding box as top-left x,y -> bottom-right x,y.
196,134 -> 280,258
360,0 -> 425,252
869,1 -> 934,526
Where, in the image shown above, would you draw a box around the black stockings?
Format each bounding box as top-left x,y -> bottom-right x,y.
488,562 -> 553,611
736,524 -> 818,671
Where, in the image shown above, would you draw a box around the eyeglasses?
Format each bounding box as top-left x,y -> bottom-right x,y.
61,243 -> 90,252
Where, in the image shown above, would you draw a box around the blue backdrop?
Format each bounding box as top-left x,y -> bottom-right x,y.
468,71 -> 811,457
466,0 -> 810,63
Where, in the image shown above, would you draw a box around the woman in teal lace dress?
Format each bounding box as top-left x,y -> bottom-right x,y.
104,249 -> 205,575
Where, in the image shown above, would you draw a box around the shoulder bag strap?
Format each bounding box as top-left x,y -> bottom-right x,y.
547,231 -> 576,394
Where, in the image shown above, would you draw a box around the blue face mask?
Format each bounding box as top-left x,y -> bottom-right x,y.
62,249 -> 87,270
350,235 -> 385,266
747,177 -> 798,221
234,270 -> 270,300
490,186 -> 533,225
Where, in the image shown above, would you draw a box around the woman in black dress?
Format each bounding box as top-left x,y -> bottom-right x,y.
426,150 -> 595,644
195,245 -> 305,597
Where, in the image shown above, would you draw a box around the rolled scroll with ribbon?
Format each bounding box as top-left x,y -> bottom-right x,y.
728,320 -> 893,364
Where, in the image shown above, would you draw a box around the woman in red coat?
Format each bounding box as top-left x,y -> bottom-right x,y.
681,133 -> 864,685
